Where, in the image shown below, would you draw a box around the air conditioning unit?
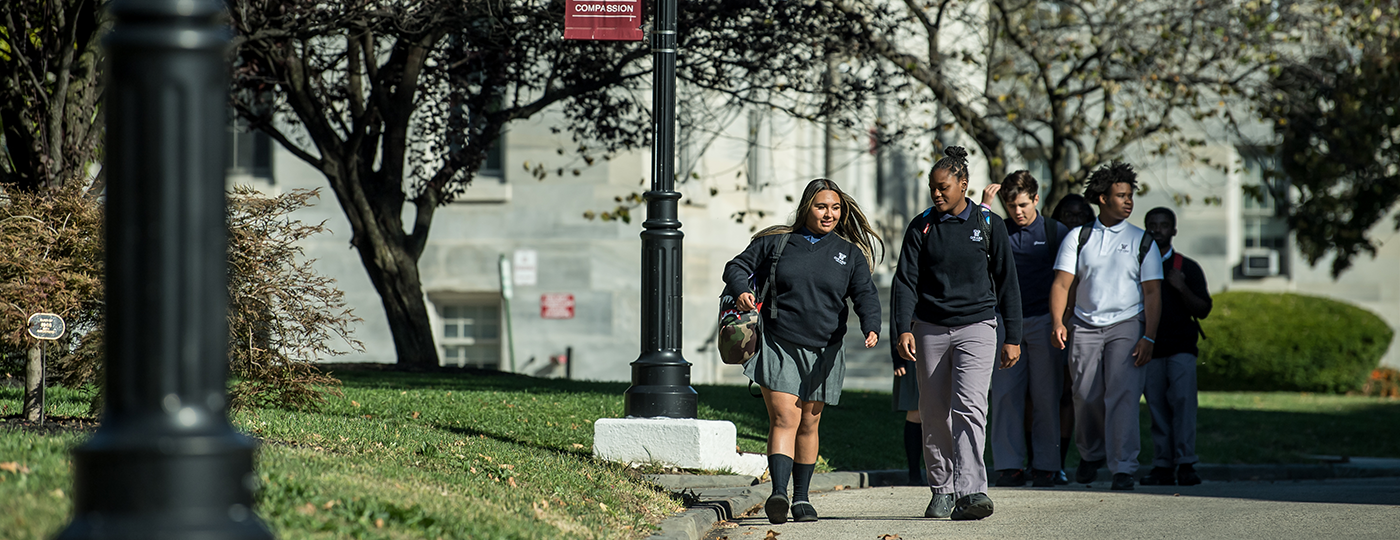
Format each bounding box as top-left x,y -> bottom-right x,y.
1241,248 -> 1281,277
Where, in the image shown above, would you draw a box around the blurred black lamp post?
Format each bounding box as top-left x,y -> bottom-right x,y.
59,1 -> 272,538
622,0 -> 698,419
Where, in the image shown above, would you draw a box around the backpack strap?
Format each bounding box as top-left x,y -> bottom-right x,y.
1074,221 -> 1093,262
975,205 -> 996,297
1171,252 -> 1184,271
1043,215 -> 1063,262
1136,230 -> 1156,267
758,234 -> 790,320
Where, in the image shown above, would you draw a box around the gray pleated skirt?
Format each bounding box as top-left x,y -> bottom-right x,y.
744,331 -> 846,405
892,367 -> 920,411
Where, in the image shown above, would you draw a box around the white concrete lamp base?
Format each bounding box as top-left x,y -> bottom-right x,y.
593,418 -> 768,477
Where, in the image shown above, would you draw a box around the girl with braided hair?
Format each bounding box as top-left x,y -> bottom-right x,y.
892,146 -> 1022,520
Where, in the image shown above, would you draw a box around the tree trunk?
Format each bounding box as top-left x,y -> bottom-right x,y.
23,344 -> 44,422
355,234 -> 439,371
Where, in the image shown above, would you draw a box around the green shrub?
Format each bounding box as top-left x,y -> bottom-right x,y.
1198,292 -> 1394,393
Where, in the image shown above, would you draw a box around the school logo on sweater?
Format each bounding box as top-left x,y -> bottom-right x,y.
834,252 -> 848,265
970,228 -> 983,243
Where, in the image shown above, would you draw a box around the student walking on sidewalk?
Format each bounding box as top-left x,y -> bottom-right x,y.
982,171 -> 1071,489
1048,162 -> 1162,491
722,178 -> 883,525
892,146 -> 1022,520
1140,207 -> 1213,487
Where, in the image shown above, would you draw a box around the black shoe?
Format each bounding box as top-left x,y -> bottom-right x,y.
950,493 -> 995,520
1177,463 -> 1202,486
1030,469 -> 1056,488
790,501 -> 818,522
1075,459 -> 1105,484
1054,470 -> 1069,485
925,492 -> 954,518
764,493 -> 789,524
1110,473 -> 1134,491
1138,466 -> 1176,486
994,468 -> 1026,487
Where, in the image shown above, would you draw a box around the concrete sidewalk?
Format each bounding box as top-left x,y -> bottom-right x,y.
707,477 -> 1400,540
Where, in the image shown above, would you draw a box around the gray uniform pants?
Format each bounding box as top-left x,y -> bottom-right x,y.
914,318 -> 997,498
1144,352 -> 1199,467
990,314 -> 1064,472
1068,314 -> 1145,475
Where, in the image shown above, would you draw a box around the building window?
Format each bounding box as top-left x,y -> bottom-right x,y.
479,136 -> 504,179
228,121 -> 273,181
1240,151 -> 1288,250
438,301 -> 501,369
1019,147 -> 1053,202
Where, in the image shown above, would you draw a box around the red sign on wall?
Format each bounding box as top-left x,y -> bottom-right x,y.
563,0 -> 645,41
541,293 -> 576,319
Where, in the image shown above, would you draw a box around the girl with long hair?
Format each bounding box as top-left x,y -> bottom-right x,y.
722,178 -> 883,524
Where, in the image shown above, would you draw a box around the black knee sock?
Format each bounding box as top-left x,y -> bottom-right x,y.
768,454 -> 794,497
1060,437 -> 1071,469
791,462 -> 816,503
903,421 -> 923,476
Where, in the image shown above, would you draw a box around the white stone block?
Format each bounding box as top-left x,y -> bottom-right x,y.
593,418 -> 768,476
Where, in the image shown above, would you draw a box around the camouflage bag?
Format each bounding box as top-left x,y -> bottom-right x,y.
717,235 -> 789,365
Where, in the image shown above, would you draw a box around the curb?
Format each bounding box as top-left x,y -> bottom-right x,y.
644,463 -> 1400,539
857,462 -> 1400,487
644,472 -> 867,540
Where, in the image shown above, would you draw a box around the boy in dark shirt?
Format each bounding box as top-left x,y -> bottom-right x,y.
1140,207 -> 1213,486
982,172 -> 1070,488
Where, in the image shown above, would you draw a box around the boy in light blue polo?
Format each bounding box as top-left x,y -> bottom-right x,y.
1047,162 -> 1162,491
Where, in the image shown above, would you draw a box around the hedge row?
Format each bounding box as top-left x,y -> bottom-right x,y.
1198,292 -> 1394,393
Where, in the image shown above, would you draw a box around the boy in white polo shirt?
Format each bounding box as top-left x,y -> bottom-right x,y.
1048,162 -> 1162,491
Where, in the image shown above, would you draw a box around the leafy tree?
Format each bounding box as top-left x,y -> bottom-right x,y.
0,0 -> 109,421
833,0 -> 1281,205
227,187 -> 360,410
1253,1 -> 1400,276
226,0 -> 867,368
0,0 -> 109,193
0,185 -> 103,420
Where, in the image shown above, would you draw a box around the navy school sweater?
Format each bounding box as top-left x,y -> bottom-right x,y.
891,199 -> 1023,346
722,232 -> 881,348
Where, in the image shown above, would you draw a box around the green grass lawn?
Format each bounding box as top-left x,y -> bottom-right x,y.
3,371 -> 1400,539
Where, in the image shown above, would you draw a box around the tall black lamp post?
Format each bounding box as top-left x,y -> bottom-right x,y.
623,0 -> 697,419
59,1 -> 272,538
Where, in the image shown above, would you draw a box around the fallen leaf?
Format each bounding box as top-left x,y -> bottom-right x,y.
411,411 -> 420,419
599,502 -> 609,511
834,485 -> 846,491
0,462 -> 19,473
499,464 -> 515,470
401,391 -> 407,395
446,392 -> 452,396
878,535 -> 902,540
322,500 -> 338,510
571,443 -> 585,449
470,467 -> 477,473
478,454 -> 494,462
297,502 -> 316,516
351,401 -> 360,407
375,518 -> 385,528
51,488 -> 65,499
764,530 -> 780,540
508,477 -> 518,488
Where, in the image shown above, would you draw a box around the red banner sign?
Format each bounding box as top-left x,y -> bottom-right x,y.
541,293 -> 576,319
563,0 -> 644,41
